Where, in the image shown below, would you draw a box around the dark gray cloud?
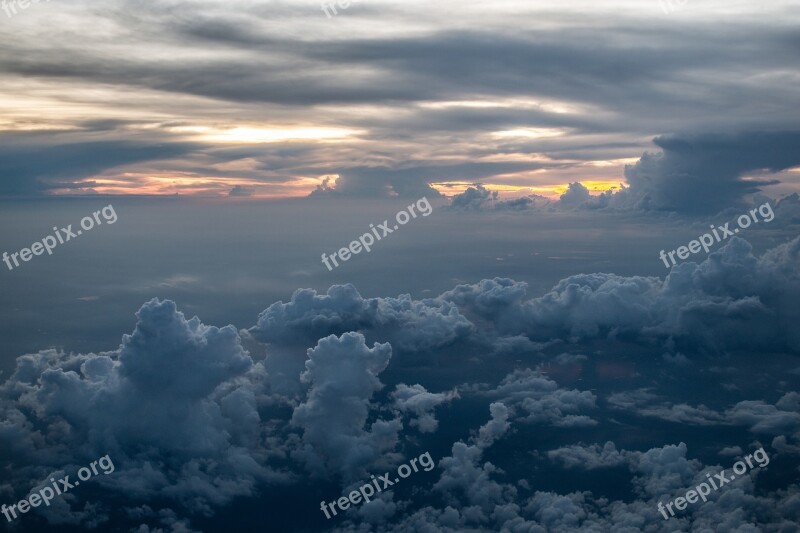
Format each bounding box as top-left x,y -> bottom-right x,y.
248,284 -> 474,355
0,139 -> 198,195
391,384 -> 458,433
227,185 -> 254,197
481,369 -> 598,427
0,298 -> 287,527
448,184 -> 497,210
621,132 -> 800,214
308,169 -> 444,199
442,236 -> 800,354
291,332 -> 400,481
547,441 -> 631,470
447,184 -> 552,211
0,1 -> 798,198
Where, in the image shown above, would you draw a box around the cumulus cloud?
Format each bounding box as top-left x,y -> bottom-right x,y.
444,236 -> 800,354
441,277 -> 530,334
446,184 -> 569,211
475,402 -> 511,449
441,132 -> 800,216
547,441 -> 631,470
621,131 -> 800,214
339,438 -> 800,532
307,173 -> 441,199
481,369 -> 598,427
249,284 -> 474,354
448,184 -> 498,210
496,194 -> 551,211
2,236 -> 799,531
391,383 -> 458,433
0,299 -> 285,527
434,403 -> 514,513
558,182 -> 592,208
291,332 -> 401,480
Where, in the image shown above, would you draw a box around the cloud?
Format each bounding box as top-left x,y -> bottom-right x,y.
249,284 -> 474,355
228,185 -> 254,197
308,172 -> 442,199
496,194 -> 552,211
727,395 -> 800,435
718,446 -> 743,457
118,299 -> 252,399
433,403 -> 514,512
621,132 -> 800,214
481,369 -> 598,427
610,388 -> 800,435
291,332 -> 401,481
448,184 -> 498,210
1,233 -> 799,530
629,442 -> 701,499
444,236 -> 800,354
0,0 -> 797,200
558,182 -> 592,208
445,184 -> 555,211
444,130 -> 800,215
475,402 -> 511,449
0,139 -> 197,195
391,383 -> 458,433
0,299 -> 286,526
547,441 -> 631,470
348,436 -> 800,532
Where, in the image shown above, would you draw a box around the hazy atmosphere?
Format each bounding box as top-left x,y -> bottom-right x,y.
1,1 -> 798,532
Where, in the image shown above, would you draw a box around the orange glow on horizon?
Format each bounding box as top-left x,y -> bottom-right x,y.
50,174 -> 626,200
50,174 -> 317,199
431,180 -> 624,200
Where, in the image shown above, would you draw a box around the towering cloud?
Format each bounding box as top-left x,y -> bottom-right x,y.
623,132 -> 800,214
291,332 -> 401,480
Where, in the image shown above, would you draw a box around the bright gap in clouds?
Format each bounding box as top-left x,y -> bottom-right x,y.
491,128 -> 567,139
196,126 -> 364,144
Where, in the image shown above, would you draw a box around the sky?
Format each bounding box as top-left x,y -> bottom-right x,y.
0,1 -> 799,532
0,0 -> 799,200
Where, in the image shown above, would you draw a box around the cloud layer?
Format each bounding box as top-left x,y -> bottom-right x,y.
0,235 -> 798,530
